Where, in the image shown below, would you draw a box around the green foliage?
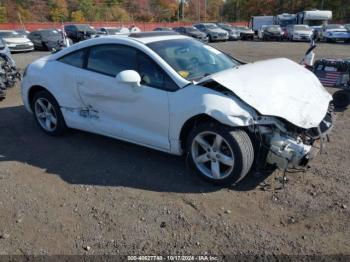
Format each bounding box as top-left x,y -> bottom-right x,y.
0,6 -> 6,22
0,0 -> 348,23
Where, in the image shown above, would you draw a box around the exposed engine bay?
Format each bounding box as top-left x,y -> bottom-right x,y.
251,105 -> 333,170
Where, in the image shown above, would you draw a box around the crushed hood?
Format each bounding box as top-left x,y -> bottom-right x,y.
198,58 -> 332,129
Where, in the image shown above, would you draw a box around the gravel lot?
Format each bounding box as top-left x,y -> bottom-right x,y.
0,41 -> 349,256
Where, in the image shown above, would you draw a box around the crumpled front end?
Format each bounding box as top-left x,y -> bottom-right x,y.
251,105 -> 334,170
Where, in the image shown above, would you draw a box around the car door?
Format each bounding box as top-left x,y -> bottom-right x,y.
75,44 -> 174,151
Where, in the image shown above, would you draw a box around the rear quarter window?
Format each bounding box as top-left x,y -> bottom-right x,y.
58,49 -> 86,68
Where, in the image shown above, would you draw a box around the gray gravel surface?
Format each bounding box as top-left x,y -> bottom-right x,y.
0,41 -> 349,256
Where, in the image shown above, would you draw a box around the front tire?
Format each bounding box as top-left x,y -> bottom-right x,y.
32,90 -> 67,136
187,123 -> 254,186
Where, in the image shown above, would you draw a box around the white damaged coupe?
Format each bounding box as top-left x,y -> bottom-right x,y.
21,32 -> 334,186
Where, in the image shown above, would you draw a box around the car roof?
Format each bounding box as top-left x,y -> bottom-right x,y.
129,32 -> 188,44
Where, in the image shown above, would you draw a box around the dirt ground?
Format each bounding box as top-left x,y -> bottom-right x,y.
0,41 -> 349,257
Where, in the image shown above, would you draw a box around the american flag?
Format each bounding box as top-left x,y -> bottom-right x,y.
315,71 -> 342,87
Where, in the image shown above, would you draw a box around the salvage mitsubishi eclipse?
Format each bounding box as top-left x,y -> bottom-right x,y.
21,32 -> 334,186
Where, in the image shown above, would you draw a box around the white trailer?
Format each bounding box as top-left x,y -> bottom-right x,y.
250,16 -> 274,33
296,10 -> 332,26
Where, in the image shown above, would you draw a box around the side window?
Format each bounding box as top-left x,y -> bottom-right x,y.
58,49 -> 86,68
87,45 -> 137,77
138,52 -> 178,91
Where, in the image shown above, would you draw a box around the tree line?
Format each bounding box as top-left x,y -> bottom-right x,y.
0,0 -> 348,23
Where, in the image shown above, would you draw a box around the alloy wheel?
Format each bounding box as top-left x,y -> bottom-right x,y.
34,98 -> 58,132
191,131 -> 235,180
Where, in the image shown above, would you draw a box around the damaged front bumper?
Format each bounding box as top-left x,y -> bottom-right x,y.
258,109 -> 334,170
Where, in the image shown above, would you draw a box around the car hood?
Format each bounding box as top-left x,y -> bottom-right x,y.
190,32 -> 206,37
208,28 -> 227,34
3,37 -> 32,44
197,58 -> 332,129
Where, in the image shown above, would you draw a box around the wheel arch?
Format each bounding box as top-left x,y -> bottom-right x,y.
179,113 -> 254,151
28,85 -> 54,111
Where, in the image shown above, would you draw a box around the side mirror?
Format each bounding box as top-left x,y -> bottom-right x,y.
116,70 -> 141,87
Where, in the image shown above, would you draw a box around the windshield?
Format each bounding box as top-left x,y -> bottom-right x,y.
266,25 -> 281,30
105,28 -> 120,34
41,30 -> 61,37
294,25 -> 310,31
218,24 -> 231,30
279,19 -> 296,27
147,39 -> 239,81
0,31 -> 22,38
326,24 -> 345,30
205,24 -> 218,29
186,27 -> 199,32
76,25 -> 96,32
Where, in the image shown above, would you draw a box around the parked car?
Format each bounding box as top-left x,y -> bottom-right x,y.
64,24 -> 97,43
153,27 -> 173,32
258,25 -> 284,41
21,32 -> 333,186
15,29 -> 30,37
0,30 -> 34,52
286,24 -> 313,41
322,24 -> 350,43
98,27 -> 129,35
28,29 -> 71,51
194,23 -> 228,42
232,26 -> 255,40
173,26 -> 208,42
216,23 -> 240,40
0,38 -> 12,58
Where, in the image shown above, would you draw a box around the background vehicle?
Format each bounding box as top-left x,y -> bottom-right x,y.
173,26 -> 208,42
98,27 -> 129,35
233,26 -> 255,40
194,23 -> 228,42
153,27 -> 173,32
216,23 -> 240,40
0,38 -> 12,58
322,24 -> 350,43
250,16 -> 274,33
0,30 -> 34,52
258,25 -> 284,41
15,29 -> 30,37
28,29 -> 71,51
21,32 -> 333,186
296,10 -> 332,26
286,25 -> 313,41
64,24 -> 97,43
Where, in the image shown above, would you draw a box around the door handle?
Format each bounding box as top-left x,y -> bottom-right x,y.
77,81 -> 85,86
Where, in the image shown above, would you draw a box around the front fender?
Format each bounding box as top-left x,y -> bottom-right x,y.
168,85 -> 257,143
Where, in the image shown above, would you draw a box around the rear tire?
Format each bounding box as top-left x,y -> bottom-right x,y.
32,90 -> 67,136
187,122 -> 254,186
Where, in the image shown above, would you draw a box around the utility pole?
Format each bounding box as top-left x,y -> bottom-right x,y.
204,0 -> 207,22
198,0 -> 201,22
181,0 -> 184,21
321,0 -> 325,9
